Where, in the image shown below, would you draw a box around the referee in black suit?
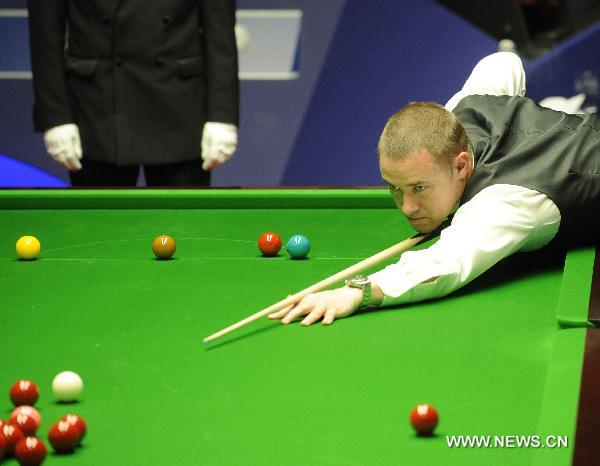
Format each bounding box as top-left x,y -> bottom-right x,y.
27,0 -> 239,186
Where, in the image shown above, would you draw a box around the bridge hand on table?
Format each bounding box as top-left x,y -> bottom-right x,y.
268,287 -> 364,326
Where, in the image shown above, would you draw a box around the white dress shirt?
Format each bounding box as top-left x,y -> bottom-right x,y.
369,53 -> 561,305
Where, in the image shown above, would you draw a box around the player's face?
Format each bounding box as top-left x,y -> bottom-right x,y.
380,148 -> 471,233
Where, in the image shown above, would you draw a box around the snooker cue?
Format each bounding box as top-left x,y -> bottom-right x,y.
203,223 -> 447,344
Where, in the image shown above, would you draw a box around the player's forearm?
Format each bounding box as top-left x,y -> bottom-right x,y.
369,185 -> 560,307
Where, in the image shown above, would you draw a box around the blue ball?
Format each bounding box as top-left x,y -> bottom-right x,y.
286,234 -> 311,259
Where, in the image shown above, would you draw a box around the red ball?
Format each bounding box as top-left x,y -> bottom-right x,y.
409,404 -> 439,436
0,431 -> 7,461
48,421 -> 80,453
9,413 -> 37,436
1,423 -> 25,455
61,414 -> 87,443
258,232 -> 282,257
9,380 -> 39,407
14,437 -> 47,466
11,407 -> 41,430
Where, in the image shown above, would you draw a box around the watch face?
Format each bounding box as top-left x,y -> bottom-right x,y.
351,275 -> 370,286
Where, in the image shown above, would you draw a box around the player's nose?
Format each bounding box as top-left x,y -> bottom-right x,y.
401,196 -> 419,217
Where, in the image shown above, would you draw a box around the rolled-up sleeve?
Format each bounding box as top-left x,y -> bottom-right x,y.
445,52 -> 526,111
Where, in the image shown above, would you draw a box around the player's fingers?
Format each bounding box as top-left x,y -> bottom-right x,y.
268,305 -> 294,319
281,301 -> 311,325
268,306 -> 293,319
321,307 -> 338,326
301,305 -> 327,326
269,296 -> 295,319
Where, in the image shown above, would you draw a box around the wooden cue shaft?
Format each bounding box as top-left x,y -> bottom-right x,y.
202,233 -> 428,344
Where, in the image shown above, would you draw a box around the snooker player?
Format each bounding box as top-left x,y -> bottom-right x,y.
269,52 -> 600,326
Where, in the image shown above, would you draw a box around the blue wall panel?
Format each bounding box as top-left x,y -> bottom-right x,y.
213,0 -> 347,187
0,80 -> 60,180
281,0 -> 496,185
525,22 -> 600,103
0,17 -> 29,71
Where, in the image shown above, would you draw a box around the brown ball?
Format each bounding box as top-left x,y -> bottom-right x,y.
152,235 -> 176,259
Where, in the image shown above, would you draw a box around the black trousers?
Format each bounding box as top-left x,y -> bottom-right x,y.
69,159 -> 211,187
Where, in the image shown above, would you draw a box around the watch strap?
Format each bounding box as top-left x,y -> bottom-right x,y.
346,275 -> 372,308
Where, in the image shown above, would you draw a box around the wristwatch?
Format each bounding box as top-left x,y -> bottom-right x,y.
345,275 -> 372,309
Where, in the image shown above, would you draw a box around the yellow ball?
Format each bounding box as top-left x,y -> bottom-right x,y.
16,235 -> 41,260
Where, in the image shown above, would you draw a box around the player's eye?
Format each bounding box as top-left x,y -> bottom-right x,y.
388,183 -> 401,193
414,185 -> 426,193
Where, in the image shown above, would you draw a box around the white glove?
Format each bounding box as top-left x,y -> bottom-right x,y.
43,123 -> 83,171
201,122 -> 238,171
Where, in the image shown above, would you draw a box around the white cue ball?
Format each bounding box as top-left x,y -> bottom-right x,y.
52,371 -> 84,402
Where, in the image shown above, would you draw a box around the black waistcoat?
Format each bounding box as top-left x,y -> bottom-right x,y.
453,95 -> 600,244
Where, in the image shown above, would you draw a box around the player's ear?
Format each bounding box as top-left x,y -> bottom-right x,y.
454,151 -> 470,179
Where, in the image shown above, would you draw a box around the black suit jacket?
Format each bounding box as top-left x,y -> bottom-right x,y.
28,0 -> 239,165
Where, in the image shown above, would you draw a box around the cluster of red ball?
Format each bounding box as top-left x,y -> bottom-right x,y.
0,379 -> 87,465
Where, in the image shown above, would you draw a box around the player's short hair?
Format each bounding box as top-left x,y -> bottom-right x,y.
377,102 -> 472,167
